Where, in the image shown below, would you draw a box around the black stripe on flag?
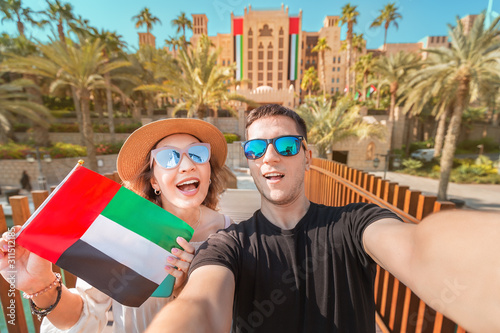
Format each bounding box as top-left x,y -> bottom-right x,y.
56,239 -> 159,307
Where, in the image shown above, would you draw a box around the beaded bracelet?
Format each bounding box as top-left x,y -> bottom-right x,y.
30,284 -> 62,321
23,273 -> 62,299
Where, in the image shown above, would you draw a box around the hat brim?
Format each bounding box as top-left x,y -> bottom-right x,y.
117,118 -> 227,182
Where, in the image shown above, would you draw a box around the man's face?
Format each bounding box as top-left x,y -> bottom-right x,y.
246,115 -> 311,206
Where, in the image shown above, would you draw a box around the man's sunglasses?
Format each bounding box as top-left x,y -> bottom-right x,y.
150,143 -> 211,169
241,135 -> 308,160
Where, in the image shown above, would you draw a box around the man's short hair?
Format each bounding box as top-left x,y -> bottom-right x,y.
245,104 -> 308,140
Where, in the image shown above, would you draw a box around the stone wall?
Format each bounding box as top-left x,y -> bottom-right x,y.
0,155 -> 118,189
0,143 -> 249,189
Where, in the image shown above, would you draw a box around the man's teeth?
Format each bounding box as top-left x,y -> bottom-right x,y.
265,173 -> 283,178
178,180 -> 198,186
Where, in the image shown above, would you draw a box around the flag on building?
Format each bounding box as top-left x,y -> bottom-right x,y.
367,84 -> 377,97
288,17 -> 300,81
16,164 -> 193,307
233,18 -> 243,80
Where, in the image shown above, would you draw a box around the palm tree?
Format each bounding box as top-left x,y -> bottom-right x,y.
165,36 -> 179,57
0,0 -> 40,37
44,0 -> 74,43
372,51 -> 420,122
401,12 -> 500,200
300,66 -> 319,97
132,7 -> 161,34
137,35 -> 256,119
296,96 -> 386,158
0,77 -> 51,144
311,37 -> 331,97
171,12 -> 192,40
339,3 -> 359,93
2,40 -> 131,170
370,2 -> 402,52
91,28 -> 129,142
355,53 -> 374,100
350,33 -> 365,93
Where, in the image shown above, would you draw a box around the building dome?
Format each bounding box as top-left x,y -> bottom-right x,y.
254,85 -> 274,93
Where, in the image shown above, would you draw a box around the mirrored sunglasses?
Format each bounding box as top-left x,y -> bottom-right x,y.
241,135 -> 307,160
150,143 -> 211,169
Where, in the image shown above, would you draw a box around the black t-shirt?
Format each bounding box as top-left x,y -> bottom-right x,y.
190,202 -> 402,333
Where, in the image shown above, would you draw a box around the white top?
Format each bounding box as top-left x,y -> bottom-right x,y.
41,215 -> 232,333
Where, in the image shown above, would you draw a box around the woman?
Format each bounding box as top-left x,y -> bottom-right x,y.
0,118 -> 232,332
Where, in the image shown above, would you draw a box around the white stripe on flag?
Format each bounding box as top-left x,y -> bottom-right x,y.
289,34 -> 297,80
235,36 -> 242,80
80,215 -> 174,285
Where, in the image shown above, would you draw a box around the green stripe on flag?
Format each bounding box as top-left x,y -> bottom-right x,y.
294,35 -> 299,80
101,187 -> 193,250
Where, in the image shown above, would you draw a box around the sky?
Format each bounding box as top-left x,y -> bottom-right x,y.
1,0 -> 499,51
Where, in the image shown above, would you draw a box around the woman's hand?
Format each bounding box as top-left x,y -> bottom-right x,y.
166,237 -> 195,294
0,225 -> 55,294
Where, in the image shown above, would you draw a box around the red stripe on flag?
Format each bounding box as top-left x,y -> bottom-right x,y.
289,17 -> 300,34
17,166 -> 120,263
233,18 -> 243,35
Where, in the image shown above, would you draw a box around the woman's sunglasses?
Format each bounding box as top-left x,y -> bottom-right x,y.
150,143 -> 211,169
241,135 -> 308,160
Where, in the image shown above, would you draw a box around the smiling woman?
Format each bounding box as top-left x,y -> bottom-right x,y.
0,118 -> 234,333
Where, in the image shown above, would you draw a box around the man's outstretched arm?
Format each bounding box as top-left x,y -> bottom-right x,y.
146,265 -> 235,333
364,210 -> 500,333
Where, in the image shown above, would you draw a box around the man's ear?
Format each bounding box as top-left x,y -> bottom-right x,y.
304,148 -> 312,171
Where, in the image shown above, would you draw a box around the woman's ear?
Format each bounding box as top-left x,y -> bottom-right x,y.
150,175 -> 159,191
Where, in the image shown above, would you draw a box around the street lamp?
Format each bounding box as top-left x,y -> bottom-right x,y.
373,150 -> 401,179
26,147 -> 52,190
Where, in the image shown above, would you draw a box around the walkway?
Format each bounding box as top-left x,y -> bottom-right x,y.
370,171 -> 500,212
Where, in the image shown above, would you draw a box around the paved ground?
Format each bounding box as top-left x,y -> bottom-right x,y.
371,171 -> 500,212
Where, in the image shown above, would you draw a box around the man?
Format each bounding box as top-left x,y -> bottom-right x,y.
147,104 -> 500,332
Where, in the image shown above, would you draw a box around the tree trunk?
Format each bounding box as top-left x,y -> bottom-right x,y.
434,108 -> 449,157
80,89 -> 98,171
25,74 -> 51,147
389,81 -> 398,122
322,52 -> 327,97
70,87 -> 85,146
94,90 -> 104,122
404,113 -> 414,156
437,83 -> 469,201
146,94 -> 154,117
105,73 -> 116,142
376,81 -> 381,109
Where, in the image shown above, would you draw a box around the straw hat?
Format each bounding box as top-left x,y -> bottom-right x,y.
117,118 -> 227,182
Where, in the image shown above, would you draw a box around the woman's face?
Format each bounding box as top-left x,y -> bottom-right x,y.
150,134 -> 211,211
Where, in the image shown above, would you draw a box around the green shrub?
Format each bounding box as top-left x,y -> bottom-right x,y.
49,123 -> 79,132
402,158 -> 423,171
12,123 -> 31,132
224,133 -> 240,143
48,142 -> 86,158
409,138 -> 434,154
0,142 -> 32,159
456,137 -> 499,153
96,142 -> 123,155
115,122 -> 141,133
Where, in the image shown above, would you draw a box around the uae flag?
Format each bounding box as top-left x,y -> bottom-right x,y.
233,18 -> 243,80
16,164 -> 193,307
367,84 -> 377,97
288,17 -> 300,81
